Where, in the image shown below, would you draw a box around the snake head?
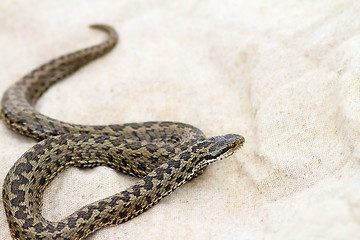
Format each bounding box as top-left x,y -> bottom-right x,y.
203,134 -> 245,164
187,134 -> 245,177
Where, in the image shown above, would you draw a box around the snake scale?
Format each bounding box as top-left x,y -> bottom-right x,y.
1,24 -> 245,240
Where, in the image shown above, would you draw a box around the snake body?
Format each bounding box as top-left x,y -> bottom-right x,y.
1,25 -> 245,239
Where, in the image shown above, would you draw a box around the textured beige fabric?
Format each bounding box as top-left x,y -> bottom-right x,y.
1,1 -> 359,239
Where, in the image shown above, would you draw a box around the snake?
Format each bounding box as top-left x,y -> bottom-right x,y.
1,24 -> 245,239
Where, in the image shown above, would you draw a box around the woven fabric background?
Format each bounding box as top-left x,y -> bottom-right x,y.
0,1 -> 359,239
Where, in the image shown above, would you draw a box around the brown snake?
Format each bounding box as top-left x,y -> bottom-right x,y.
1,24 -> 245,239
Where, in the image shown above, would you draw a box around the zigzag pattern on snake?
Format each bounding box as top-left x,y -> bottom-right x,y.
1,24 -> 245,239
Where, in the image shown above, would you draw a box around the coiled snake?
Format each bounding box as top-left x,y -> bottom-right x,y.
1,24 -> 245,239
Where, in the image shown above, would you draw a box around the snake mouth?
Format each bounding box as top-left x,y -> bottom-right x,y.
226,137 -> 245,156
219,135 -> 245,157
